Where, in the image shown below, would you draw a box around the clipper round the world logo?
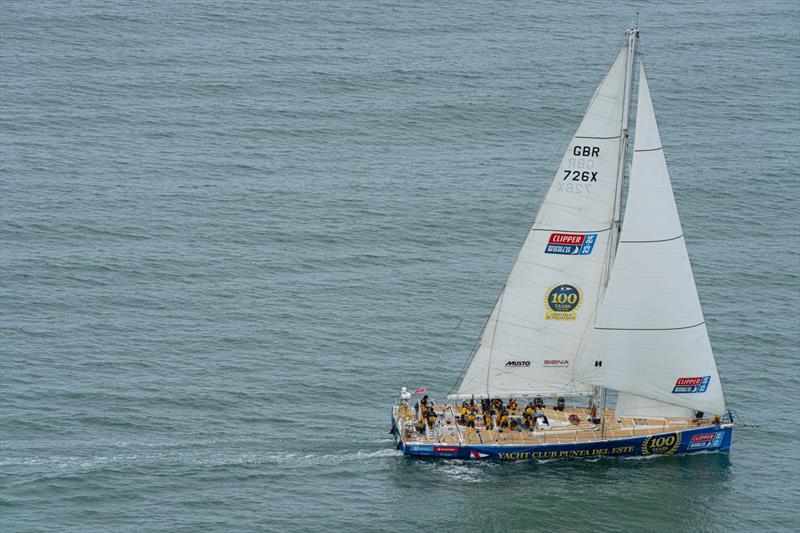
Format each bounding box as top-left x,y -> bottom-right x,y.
544,284 -> 582,320
545,232 -> 597,255
672,376 -> 711,393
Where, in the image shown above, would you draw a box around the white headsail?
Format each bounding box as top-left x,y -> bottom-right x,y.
575,65 -> 726,416
450,46 -> 631,400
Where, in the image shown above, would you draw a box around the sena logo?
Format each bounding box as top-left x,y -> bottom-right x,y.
505,361 -> 531,367
543,359 -> 569,367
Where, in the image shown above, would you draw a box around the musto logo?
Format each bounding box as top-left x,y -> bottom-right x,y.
688,432 -> 724,450
545,233 -> 597,256
672,376 -> 711,394
505,360 -> 531,367
545,284 -> 582,320
641,433 -> 680,455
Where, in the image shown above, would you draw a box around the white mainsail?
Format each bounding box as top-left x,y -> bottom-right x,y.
450,46 -> 631,400
575,65 -> 726,417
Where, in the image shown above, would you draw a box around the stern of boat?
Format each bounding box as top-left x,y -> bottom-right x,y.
389,403 -> 403,449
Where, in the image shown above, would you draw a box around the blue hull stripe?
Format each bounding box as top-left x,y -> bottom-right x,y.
393,422 -> 732,461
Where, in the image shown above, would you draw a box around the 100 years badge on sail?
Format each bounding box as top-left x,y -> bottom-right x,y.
545,284 -> 582,320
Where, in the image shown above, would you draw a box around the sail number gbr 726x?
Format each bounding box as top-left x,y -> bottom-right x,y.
563,145 -> 601,182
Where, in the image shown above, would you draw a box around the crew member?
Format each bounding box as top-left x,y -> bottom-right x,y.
508,398 -> 518,412
400,387 -> 412,419
483,410 -> 494,430
522,415 -> 535,431
466,410 -> 477,432
523,402 -> 535,429
426,409 -> 438,429
534,396 -> 544,410
460,402 -> 470,424
498,409 -> 510,429
555,397 -> 565,412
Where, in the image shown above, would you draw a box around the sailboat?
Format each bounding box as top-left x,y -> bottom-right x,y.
390,28 -> 733,460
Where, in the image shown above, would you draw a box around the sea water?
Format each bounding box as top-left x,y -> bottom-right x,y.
1,1 -> 798,531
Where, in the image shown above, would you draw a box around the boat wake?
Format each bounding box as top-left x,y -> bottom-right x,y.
1,448 -> 403,473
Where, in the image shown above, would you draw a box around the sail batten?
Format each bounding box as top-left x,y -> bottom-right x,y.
595,321 -> 705,331
575,64 -> 726,417
532,227 -> 614,232
619,234 -> 682,243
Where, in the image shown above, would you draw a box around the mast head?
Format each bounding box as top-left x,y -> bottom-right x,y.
627,11 -> 640,38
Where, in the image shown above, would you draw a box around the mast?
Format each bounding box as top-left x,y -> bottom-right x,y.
610,27 -> 639,268
598,26 -> 638,430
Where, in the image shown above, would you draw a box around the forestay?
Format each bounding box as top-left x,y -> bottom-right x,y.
450,47 -> 630,400
575,65 -> 725,416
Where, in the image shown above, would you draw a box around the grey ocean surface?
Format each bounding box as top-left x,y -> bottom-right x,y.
1,1 -> 799,531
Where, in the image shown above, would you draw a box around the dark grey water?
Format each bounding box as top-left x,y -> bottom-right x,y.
2,1 -> 799,531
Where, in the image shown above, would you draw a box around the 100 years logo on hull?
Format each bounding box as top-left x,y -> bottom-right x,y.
641,433 -> 680,455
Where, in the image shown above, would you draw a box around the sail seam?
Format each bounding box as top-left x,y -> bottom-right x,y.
634,146 -> 663,152
595,321 -> 705,331
533,226 -> 613,233
620,234 -> 683,243
574,135 -> 621,140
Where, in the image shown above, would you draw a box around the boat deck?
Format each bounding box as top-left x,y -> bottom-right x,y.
396,404 -> 716,446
